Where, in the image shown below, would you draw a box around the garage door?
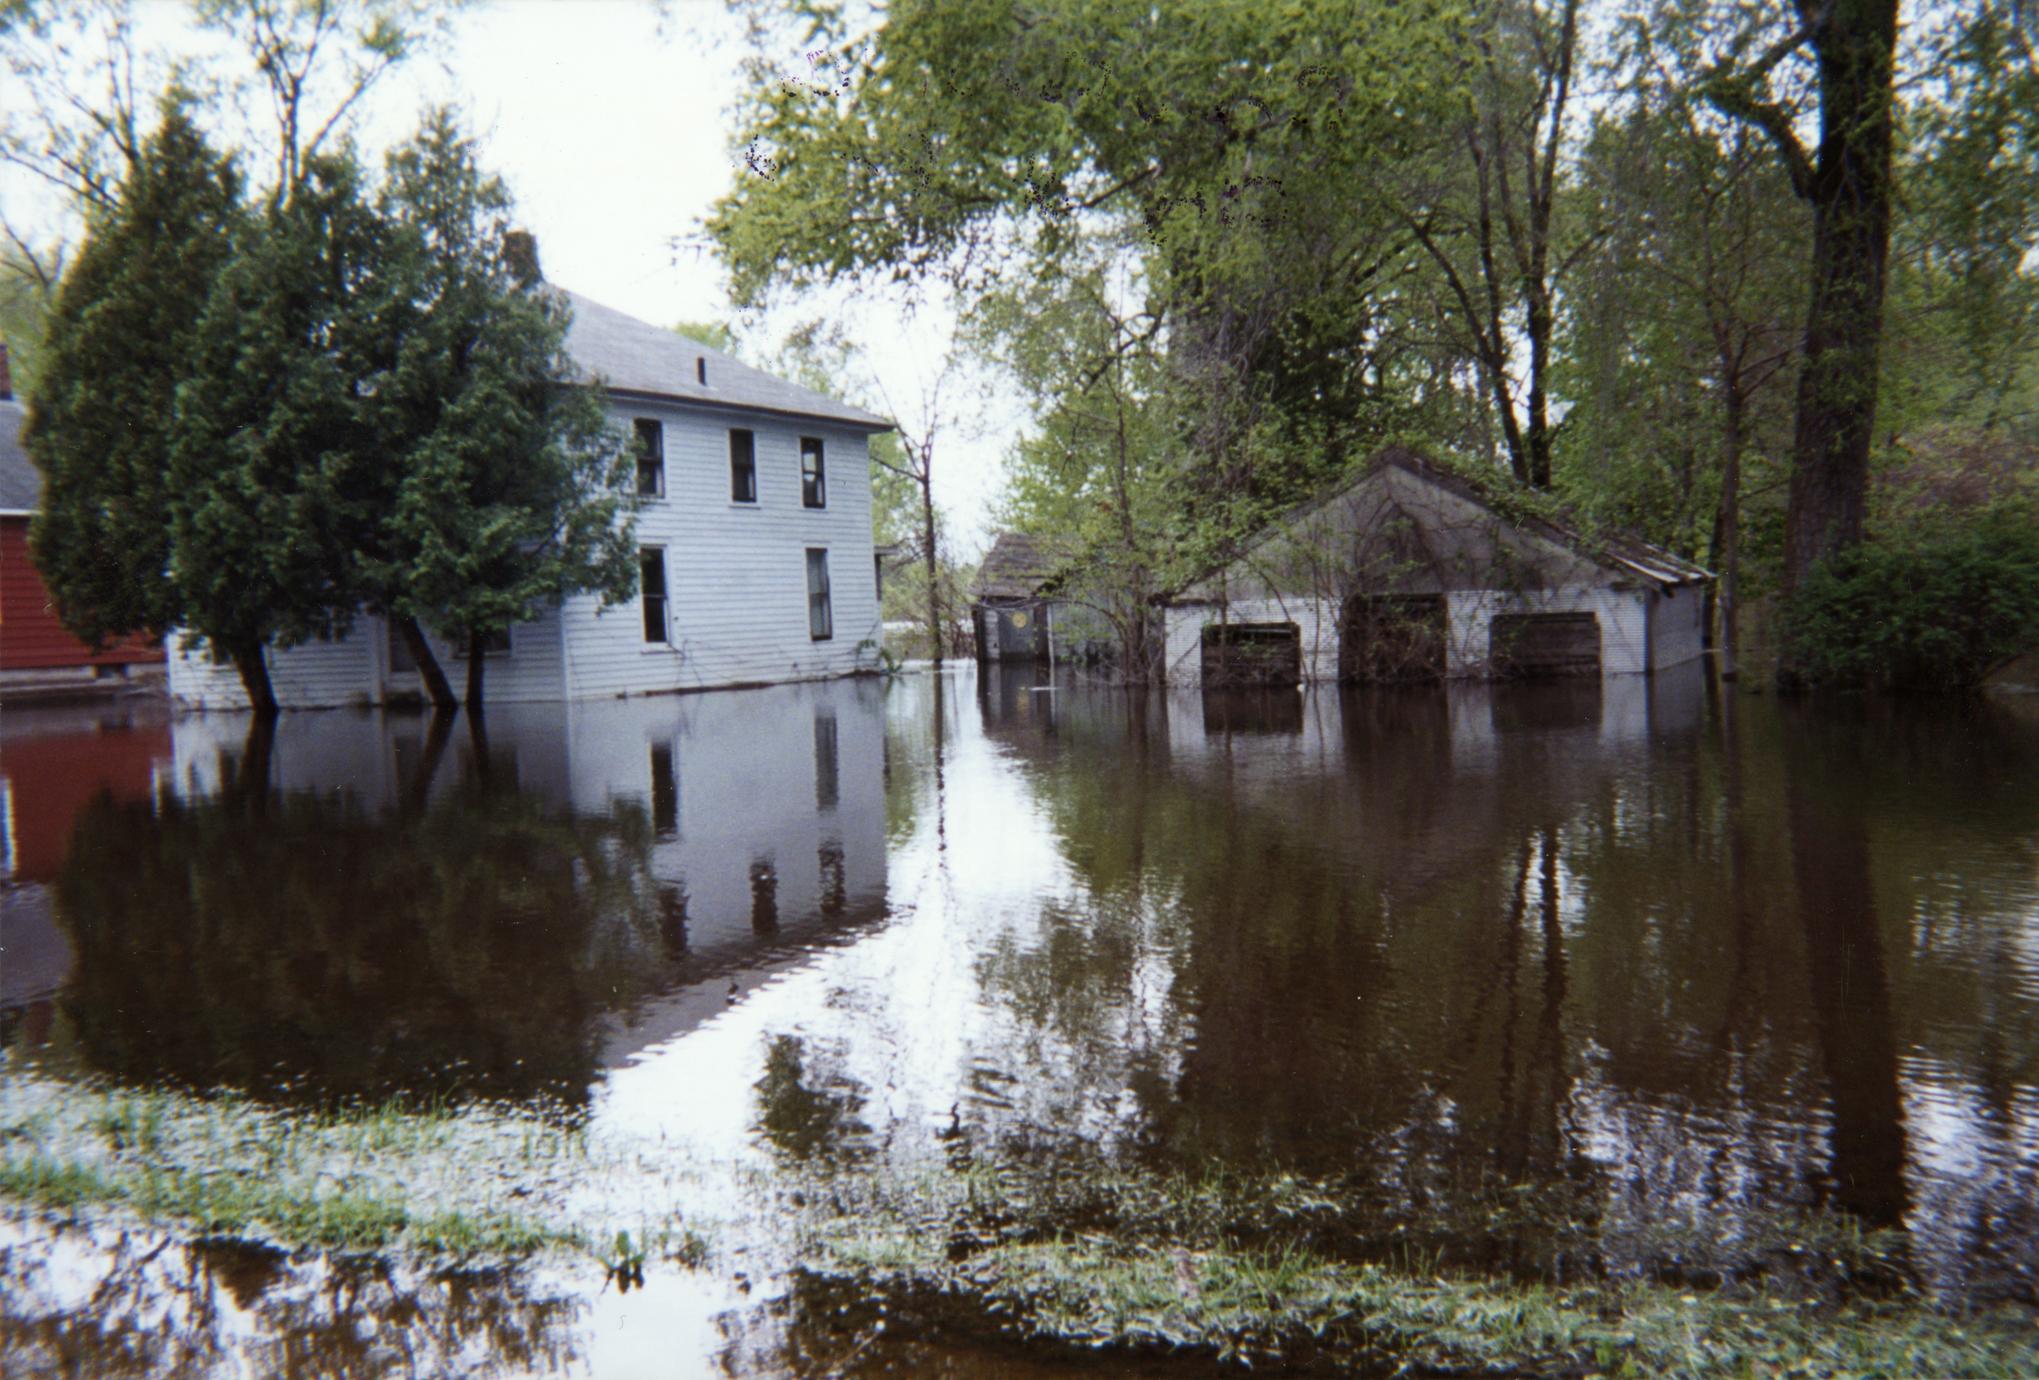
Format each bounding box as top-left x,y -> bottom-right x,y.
1490,612 -> 1601,678
1340,594 -> 1447,683
1201,622 -> 1302,687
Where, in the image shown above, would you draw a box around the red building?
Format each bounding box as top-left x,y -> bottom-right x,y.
0,350 -> 165,679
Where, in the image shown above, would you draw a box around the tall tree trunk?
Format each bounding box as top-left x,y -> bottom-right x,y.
1778,0 -> 1900,657
920,469 -> 942,671
231,644 -> 278,717
405,709 -> 456,814
395,614 -> 458,711
1786,711 -> 1909,1229
231,712 -> 277,813
465,628 -> 487,711
1717,372 -> 1746,681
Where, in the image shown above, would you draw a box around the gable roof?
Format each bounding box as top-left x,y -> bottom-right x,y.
1369,446 -> 1710,588
560,290 -> 893,433
0,399 -> 37,514
974,531 -> 1062,602
1173,444 -> 1710,600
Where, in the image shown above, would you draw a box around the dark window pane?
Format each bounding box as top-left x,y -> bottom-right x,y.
641,549 -> 669,643
813,711 -> 838,810
634,418 -> 664,498
806,548 -> 832,641
750,858 -> 778,934
730,429 -> 756,503
800,437 -> 826,508
650,742 -> 678,837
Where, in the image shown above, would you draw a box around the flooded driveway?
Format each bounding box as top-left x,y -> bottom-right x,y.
2,665 -> 2036,1373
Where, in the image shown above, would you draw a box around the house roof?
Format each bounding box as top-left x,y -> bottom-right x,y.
1171,444 -> 1711,600
974,531 -> 1062,602
0,294 -> 893,516
0,399 -> 36,514
560,290 -> 894,433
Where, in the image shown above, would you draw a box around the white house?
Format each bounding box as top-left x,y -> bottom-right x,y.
1160,446 -> 1711,686
168,291 -> 894,708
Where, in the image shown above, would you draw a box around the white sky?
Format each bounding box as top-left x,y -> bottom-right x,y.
3,0 -> 1016,555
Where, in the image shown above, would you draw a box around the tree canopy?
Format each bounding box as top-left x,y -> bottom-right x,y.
26,96 -> 639,711
711,0 -> 2039,681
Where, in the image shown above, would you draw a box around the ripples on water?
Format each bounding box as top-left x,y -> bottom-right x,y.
2,665 -> 2035,1373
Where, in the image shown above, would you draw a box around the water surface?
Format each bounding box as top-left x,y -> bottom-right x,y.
3,666 -> 2036,1373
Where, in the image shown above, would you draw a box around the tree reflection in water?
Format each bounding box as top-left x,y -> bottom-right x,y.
960,671 -> 2039,1295
0,1214 -> 584,1379
46,717 -> 665,1108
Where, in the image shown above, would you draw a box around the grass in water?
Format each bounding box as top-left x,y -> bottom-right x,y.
0,1077 -> 698,1268
785,1158 -> 2039,1377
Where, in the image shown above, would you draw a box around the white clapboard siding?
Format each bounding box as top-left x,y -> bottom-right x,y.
166,402 -> 883,708
560,681 -> 888,952
167,631 -> 376,709
563,404 -> 882,699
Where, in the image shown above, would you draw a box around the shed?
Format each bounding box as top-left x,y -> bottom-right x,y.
972,531 -> 1059,663
1159,446 -> 1711,686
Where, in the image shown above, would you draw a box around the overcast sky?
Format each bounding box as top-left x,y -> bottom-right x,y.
6,0 -> 1015,554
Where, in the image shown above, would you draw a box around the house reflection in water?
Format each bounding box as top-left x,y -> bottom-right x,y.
13,681 -> 890,1106
0,705 -> 174,1049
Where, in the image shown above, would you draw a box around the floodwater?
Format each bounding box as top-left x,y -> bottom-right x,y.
2,664 -> 2036,1375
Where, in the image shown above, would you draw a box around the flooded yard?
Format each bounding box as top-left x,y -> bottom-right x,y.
2,665 -> 2037,1374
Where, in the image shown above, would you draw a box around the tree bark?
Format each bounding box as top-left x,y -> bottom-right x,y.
1781,0 -> 1898,601
465,628 -> 487,710
1716,367 -> 1746,681
231,644 -> 278,717
394,614 -> 458,710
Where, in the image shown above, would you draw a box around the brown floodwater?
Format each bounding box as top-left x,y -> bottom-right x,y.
2,664 -> 2036,1374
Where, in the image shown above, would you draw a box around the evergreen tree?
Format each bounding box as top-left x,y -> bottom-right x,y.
361,110 -> 638,710
25,102 -> 242,650
168,149 -> 390,712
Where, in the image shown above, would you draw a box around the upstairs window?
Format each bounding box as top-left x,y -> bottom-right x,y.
806,548 -> 833,641
729,428 -> 757,503
640,548 -> 670,643
801,437 -> 826,508
634,418 -> 664,498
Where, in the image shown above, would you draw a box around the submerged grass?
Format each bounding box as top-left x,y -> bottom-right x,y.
0,1076 -> 712,1269
787,1158 -> 2039,1376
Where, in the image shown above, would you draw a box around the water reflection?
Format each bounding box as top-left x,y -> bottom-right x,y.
0,1213 -> 585,1378
942,665 -> 2039,1299
3,683 -> 892,1107
4,668 -> 2039,1374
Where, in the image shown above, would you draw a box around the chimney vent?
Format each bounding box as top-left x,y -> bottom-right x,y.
696,357 -> 706,386
502,230 -> 542,288
0,342 -> 11,402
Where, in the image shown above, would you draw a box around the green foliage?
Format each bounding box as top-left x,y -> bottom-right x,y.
28,98 -> 633,703
168,147 -> 388,665
1787,501 -> 2039,692
360,110 -> 639,658
26,102 -> 243,646
1881,3 -> 2039,443
670,318 -> 736,353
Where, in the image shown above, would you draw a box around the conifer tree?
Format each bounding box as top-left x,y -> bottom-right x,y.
361,110 -> 638,710
168,149 -> 390,713
25,102 -> 242,652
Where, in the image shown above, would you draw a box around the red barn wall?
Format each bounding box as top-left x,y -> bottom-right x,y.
0,517 -> 164,671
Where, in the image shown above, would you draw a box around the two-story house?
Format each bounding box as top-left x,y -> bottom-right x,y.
167,291 -> 894,708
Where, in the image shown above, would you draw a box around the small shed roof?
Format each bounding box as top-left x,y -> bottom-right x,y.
0,399 -> 37,514
974,531 -> 1062,602
561,290 -> 894,433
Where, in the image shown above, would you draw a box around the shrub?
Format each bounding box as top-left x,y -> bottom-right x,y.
1787,503 -> 2039,692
